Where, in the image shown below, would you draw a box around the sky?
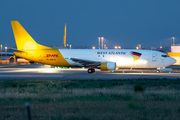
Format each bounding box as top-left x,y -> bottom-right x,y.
0,0 -> 180,49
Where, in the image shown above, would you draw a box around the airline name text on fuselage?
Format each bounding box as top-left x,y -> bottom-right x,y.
97,52 -> 126,55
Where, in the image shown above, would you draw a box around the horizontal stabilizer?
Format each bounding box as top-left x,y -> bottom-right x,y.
0,52 -> 14,55
0,56 -> 11,60
7,48 -> 24,52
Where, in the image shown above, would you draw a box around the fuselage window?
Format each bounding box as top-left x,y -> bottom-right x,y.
98,55 -> 100,57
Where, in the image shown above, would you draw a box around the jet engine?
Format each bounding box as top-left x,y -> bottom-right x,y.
97,62 -> 116,71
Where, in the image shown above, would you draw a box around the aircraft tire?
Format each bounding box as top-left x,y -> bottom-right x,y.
87,68 -> 95,73
87,69 -> 92,73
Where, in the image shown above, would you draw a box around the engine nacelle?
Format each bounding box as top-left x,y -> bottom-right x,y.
98,62 -> 116,71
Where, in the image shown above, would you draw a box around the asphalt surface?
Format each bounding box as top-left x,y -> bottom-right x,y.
0,65 -> 180,80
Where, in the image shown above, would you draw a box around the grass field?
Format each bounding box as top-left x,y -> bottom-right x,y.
1,79 -> 180,120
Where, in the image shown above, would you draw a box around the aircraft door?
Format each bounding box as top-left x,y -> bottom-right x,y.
152,53 -> 157,62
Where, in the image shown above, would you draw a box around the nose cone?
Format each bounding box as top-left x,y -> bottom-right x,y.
170,57 -> 176,65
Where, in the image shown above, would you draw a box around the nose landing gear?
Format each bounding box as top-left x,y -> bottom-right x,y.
157,67 -> 172,73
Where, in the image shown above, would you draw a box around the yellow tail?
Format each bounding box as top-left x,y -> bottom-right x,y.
11,21 -> 52,50
63,23 -> 66,47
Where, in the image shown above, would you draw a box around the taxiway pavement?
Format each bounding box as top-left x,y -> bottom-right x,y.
0,65 -> 180,80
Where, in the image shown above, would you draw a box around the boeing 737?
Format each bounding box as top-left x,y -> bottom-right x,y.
10,21 -> 176,73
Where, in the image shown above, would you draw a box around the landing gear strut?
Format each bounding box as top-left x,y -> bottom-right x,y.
87,68 -> 95,73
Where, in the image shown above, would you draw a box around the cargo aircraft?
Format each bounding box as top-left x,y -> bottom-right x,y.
11,21 -> 176,73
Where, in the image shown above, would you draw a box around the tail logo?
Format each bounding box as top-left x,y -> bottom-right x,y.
130,51 -> 142,61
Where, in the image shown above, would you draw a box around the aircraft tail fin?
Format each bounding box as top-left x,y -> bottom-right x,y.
63,23 -> 66,47
11,21 -> 52,50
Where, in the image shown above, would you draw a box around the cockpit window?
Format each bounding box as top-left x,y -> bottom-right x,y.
161,55 -> 169,57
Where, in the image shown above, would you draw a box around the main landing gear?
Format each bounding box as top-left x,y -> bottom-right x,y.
87,68 -> 95,73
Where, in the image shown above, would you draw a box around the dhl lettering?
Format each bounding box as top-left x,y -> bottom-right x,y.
46,54 -> 59,57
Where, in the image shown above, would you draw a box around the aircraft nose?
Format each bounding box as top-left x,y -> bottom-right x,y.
170,57 -> 176,65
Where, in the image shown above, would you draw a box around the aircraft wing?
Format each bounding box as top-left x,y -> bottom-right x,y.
67,58 -> 100,66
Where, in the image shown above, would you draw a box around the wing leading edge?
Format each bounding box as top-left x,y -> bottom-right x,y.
66,58 -> 101,66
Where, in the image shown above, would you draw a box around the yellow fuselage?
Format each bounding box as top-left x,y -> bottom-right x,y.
14,49 -> 70,66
